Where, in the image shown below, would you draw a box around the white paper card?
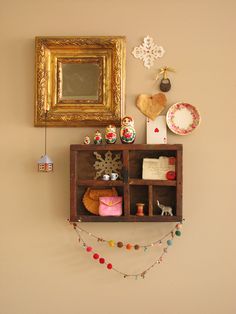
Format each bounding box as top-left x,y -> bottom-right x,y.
146,116 -> 167,144
142,157 -> 175,180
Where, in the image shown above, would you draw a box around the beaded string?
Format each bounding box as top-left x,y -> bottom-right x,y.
71,219 -> 184,250
72,220 -> 184,279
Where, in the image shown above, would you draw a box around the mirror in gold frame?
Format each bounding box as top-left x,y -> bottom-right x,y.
35,36 -> 126,127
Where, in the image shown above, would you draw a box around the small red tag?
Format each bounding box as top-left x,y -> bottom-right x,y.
154,128 -> 159,133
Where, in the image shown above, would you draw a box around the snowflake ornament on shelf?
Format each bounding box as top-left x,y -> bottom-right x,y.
93,151 -> 122,179
132,36 -> 165,69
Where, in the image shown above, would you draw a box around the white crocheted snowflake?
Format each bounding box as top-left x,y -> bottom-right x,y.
132,36 -> 165,69
93,151 -> 122,179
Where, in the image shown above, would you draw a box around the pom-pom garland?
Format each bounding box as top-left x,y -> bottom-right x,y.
71,219 -> 184,279
71,220 -> 184,252
84,241 -> 113,271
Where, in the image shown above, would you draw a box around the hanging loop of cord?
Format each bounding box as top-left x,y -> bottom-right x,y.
44,110 -> 48,156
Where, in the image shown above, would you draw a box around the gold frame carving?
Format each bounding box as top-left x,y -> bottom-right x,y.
34,36 -> 126,127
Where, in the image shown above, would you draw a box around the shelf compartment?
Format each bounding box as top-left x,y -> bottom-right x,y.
130,186 -> 149,216
129,179 -> 176,186
76,185 -> 124,217
76,149 -> 123,180
129,149 -> 177,179
152,186 -> 177,216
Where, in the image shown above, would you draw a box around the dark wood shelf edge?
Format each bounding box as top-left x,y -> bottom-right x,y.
69,215 -> 183,222
77,179 -> 124,186
70,144 -> 183,151
129,179 -> 176,186
77,179 -> 176,186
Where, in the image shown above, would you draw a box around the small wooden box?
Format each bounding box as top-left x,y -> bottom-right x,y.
70,144 -> 182,222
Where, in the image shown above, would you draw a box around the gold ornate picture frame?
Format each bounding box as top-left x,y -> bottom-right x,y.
35,36 -> 126,127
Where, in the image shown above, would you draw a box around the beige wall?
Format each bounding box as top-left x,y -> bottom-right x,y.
1,0 -> 236,313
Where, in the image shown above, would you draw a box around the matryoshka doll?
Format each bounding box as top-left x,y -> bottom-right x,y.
94,130 -> 102,144
120,116 -> 136,144
105,124 -> 117,144
83,135 -> 91,145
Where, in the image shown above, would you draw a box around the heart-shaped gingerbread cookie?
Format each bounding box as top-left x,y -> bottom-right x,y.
136,93 -> 167,120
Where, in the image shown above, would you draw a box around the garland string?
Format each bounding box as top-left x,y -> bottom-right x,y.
71,219 -> 184,249
70,220 -> 184,279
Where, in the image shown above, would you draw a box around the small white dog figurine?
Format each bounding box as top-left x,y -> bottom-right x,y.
156,200 -> 173,216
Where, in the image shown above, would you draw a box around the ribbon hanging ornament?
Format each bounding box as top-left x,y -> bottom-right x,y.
156,67 -> 175,92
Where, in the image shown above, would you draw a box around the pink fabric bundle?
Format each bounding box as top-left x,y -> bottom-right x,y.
99,196 -> 122,216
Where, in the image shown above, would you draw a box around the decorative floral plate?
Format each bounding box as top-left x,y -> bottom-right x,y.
166,103 -> 201,135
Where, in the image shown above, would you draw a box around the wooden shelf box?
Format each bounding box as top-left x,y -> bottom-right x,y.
70,144 -> 183,222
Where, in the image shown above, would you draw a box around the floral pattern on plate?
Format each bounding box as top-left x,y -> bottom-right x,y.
166,103 -> 201,135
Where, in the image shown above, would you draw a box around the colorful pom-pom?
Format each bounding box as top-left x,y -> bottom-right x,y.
176,223 -> 182,229
107,263 -> 113,270
108,240 -> 115,247
126,243 -> 132,250
167,239 -> 173,246
175,230 -> 181,236
134,244 -> 140,250
99,258 -> 105,264
93,253 -> 99,259
117,241 -> 123,248
86,246 -> 92,252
